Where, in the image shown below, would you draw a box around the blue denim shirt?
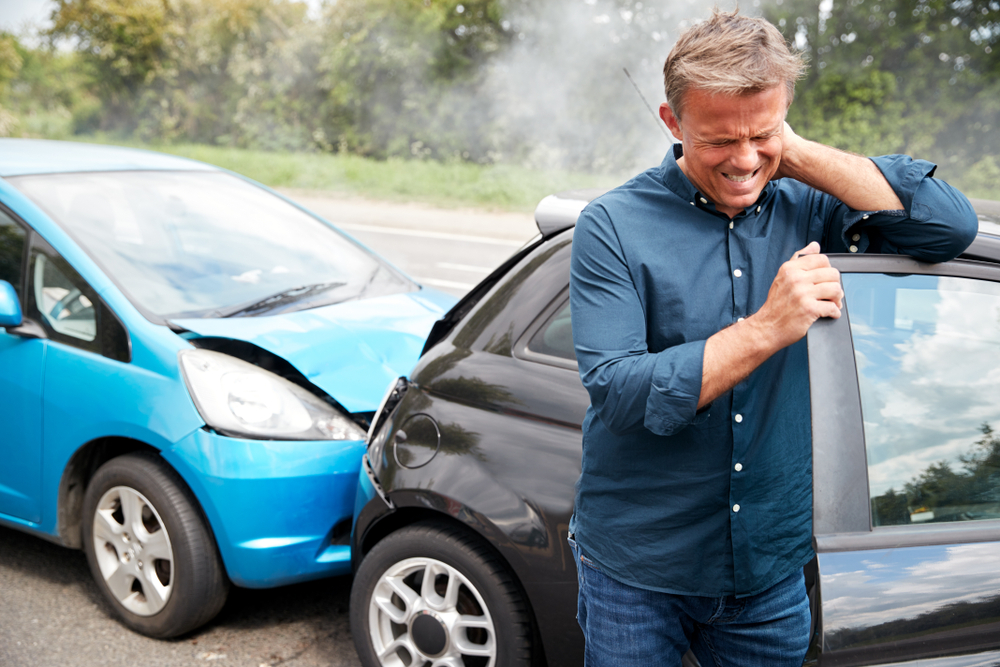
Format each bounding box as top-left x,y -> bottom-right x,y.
569,145 -> 977,597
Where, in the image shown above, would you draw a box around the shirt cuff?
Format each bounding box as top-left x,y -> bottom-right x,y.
838,155 -> 937,251
644,339 -> 707,436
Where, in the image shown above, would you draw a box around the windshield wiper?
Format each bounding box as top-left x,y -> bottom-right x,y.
219,281 -> 347,318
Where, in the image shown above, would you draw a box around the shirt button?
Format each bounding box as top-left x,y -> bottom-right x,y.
849,245 -> 859,253
735,463 -> 743,471
852,233 -> 861,242
729,221 -> 734,229
756,205 -> 761,213
690,201 -> 696,205
733,269 -> 742,278
700,197 -> 708,204
734,414 -> 743,423
733,504 -> 741,513
737,317 -> 745,322
862,214 -> 870,220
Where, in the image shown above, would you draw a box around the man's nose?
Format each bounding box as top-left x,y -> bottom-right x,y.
729,140 -> 758,172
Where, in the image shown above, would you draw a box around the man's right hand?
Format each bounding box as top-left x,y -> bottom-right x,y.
751,242 -> 843,350
698,242 -> 842,409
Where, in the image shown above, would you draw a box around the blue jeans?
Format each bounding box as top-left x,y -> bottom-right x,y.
569,537 -> 811,666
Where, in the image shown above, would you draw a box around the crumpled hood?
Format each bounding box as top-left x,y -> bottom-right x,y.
172,290 -> 453,413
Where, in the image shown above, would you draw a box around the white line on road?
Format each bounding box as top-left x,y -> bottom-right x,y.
335,223 -> 524,247
418,277 -> 477,290
435,262 -> 493,273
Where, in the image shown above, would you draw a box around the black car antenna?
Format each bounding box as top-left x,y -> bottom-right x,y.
623,67 -> 672,142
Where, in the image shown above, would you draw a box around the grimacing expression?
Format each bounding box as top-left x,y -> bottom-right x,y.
660,86 -> 787,219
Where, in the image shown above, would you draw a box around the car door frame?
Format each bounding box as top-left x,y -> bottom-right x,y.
808,253 -> 1000,665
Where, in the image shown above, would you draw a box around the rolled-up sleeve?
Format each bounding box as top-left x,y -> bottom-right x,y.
822,155 -> 978,261
570,204 -> 705,437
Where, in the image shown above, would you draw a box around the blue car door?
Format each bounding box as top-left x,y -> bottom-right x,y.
0,208 -> 44,524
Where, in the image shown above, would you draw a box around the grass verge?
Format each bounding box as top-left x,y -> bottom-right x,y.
72,137 -> 620,212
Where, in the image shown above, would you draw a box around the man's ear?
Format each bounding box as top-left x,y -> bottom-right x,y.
659,103 -> 682,140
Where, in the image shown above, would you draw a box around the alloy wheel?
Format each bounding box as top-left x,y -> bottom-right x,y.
368,556 -> 496,667
91,485 -> 174,616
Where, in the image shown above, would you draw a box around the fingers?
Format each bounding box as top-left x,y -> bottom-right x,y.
758,245 -> 844,347
811,279 -> 844,310
790,241 -> 820,261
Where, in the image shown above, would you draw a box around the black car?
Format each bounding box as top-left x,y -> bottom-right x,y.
349,191 -> 1000,667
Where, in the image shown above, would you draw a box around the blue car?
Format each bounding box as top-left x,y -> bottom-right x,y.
0,139 -> 455,638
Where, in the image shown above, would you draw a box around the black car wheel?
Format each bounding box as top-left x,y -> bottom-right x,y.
351,522 -> 533,667
81,451 -> 229,638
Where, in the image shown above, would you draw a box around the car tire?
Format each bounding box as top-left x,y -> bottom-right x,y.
351,521 -> 533,667
81,451 -> 229,638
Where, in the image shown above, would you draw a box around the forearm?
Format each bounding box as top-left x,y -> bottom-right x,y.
698,317 -> 781,408
779,138 -> 904,212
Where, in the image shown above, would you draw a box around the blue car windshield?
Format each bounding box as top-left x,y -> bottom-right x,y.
11,170 -> 414,319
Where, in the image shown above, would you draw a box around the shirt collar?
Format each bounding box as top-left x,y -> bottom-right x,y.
658,143 -> 774,218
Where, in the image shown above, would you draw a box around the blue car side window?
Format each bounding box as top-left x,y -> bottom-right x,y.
844,273 -> 1000,527
27,236 -> 130,362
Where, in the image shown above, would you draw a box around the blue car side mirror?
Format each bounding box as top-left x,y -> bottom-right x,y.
0,280 -> 23,328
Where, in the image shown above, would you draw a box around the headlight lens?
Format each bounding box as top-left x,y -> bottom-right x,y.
179,349 -> 366,441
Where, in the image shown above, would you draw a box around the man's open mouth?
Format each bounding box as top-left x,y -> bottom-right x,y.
723,167 -> 760,183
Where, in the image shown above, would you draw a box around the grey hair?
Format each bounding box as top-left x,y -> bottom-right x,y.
663,8 -> 806,119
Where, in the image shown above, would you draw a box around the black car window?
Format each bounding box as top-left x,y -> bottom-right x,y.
0,208 -> 26,299
843,272 -> 1000,527
527,300 -> 575,361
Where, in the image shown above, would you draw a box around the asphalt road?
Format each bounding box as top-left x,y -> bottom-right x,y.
0,194 -> 539,667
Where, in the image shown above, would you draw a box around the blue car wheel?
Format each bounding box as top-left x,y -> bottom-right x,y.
82,451 -> 230,638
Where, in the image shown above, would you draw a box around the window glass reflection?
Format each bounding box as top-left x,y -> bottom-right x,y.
527,300 -> 575,360
10,171 -> 412,319
844,273 -> 1000,526
33,253 -> 96,342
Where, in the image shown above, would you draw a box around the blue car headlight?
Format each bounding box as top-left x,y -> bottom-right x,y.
179,349 -> 366,441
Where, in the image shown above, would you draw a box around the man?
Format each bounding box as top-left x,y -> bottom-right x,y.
568,8 -> 978,666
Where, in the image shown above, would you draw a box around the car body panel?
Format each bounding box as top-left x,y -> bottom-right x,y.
0,335 -> 44,522
172,291 -> 451,414
356,230 -> 587,666
816,544 -> 1000,664
0,138 -> 214,177
0,139 -> 455,591
162,428 -> 362,587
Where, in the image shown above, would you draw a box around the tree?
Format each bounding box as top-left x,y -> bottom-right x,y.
763,0 -> 1000,196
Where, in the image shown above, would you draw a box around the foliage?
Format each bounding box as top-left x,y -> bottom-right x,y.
46,0 -> 323,147
79,137 -> 614,210
315,0 -> 510,160
763,0 -> 1000,197
0,0 -> 997,195
872,422 -> 1000,525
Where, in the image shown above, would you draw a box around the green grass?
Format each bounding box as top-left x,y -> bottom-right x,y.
72,138 -> 619,212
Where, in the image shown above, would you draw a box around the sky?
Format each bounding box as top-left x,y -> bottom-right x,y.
0,0 -> 327,35
0,0 -> 54,35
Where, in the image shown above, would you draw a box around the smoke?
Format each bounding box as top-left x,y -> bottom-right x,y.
476,0 -> 711,174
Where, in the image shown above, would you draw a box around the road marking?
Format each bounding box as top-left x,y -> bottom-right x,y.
418,277 -> 477,290
436,262 -> 493,273
336,223 -> 524,247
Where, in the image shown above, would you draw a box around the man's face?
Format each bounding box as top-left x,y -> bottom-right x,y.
660,86 -> 787,219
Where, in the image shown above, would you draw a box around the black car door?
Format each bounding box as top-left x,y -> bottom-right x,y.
808,254 -> 1000,666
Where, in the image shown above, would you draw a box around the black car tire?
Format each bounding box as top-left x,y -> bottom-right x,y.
81,451 -> 229,638
351,521 -> 533,667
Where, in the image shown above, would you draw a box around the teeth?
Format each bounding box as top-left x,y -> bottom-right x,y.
724,172 -> 753,183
